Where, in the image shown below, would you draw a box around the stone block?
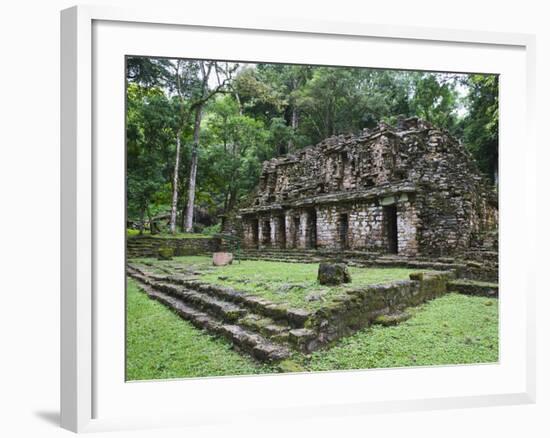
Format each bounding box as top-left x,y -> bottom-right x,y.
317,262 -> 352,285
157,246 -> 174,260
212,252 -> 234,266
373,311 -> 411,326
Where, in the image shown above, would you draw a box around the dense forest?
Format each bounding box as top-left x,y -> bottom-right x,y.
126,57 -> 498,234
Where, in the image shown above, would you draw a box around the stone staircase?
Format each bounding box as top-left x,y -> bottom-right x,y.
127,238 -> 160,258
462,230 -> 499,265
127,263 -> 316,362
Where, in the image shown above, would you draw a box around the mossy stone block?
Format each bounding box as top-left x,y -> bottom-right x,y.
278,359 -> 305,373
157,246 -> 174,260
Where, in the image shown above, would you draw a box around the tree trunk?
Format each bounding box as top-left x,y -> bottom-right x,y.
184,107 -> 203,232
287,78 -> 298,153
138,207 -> 145,235
147,205 -> 158,235
180,205 -> 185,231
227,186 -> 238,212
287,105 -> 298,153
169,132 -> 181,234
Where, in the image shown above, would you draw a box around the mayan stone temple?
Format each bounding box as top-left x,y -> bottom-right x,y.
239,117 -> 498,257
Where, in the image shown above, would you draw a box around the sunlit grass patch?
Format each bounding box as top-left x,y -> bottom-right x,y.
303,293 -> 498,370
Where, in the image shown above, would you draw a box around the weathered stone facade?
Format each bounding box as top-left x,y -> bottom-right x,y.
240,117 -> 497,257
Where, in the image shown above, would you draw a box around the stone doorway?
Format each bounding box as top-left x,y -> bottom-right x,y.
384,205 -> 398,254
251,218 -> 259,248
277,215 -> 286,248
306,209 -> 317,249
262,220 -> 271,246
339,213 -> 349,249
292,217 -> 300,248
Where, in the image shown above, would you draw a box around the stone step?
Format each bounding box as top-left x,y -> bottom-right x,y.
237,313 -> 292,343
239,254 -> 466,271
154,281 -> 247,322
128,264 -> 302,340
461,250 -> 498,262
447,279 -> 498,297
241,249 -> 497,264
238,252 -> 497,282
240,255 -> 320,260
258,252 -> 319,255
239,256 -> 321,264
241,251 -> 375,259
170,278 -> 311,328
128,264 -> 311,329
135,281 -> 291,362
130,270 -> 245,323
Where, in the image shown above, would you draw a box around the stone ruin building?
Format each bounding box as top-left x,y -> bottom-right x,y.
239,117 -> 498,257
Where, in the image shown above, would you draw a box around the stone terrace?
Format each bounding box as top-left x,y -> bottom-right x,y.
127,258 -> 497,363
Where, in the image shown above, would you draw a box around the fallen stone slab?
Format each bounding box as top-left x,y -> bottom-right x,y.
213,252 -> 234,266
373,311 -> 411,326
448,279 -> 498,297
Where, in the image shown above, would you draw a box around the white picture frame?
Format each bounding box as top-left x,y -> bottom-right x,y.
60,4 -> 536,433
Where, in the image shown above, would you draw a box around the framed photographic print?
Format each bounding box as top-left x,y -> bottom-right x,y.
61,4 -> 536,433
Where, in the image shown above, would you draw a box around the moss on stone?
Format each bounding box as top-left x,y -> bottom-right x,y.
157,246 -> 175,260
277,359 -> 306,373
409,272 -> 424,281
373,312 -> 411,327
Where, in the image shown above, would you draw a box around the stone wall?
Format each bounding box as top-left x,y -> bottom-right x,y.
127,236 -> 220,258
239,117 -> 497,257
396,199 -> 420,256
301,271 -> 452,351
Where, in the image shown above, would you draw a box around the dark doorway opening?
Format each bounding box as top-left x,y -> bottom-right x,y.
262,220 -> 271,246
306,209 -> 317,249
251,218 -> 259,248
278,215 -> 286,248
292,217 -> 300,248
384,205 -> 398,254
339,213 -> 349,249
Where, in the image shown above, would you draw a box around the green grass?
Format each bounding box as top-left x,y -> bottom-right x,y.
303,293 -> 499,370
126,278 -> 277,380
137,256 -> 416,311
126,276 -> 499,380
127,229 -> 213,239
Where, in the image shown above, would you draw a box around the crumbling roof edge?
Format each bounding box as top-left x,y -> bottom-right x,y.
239,182 -> 416,214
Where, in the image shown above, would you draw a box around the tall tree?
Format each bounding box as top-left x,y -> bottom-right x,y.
168,60 -> 237,233
203,95 -> 270,212
463,74 -> 499,185
408,72 -> 461,134
126,83 -> 177,233
254,64 -> 311,153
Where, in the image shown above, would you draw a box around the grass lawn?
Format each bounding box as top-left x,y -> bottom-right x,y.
126,276 -> 499,380
126,278 -> 277,381
304,293 -> 499,370
133,256 -> 417,311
